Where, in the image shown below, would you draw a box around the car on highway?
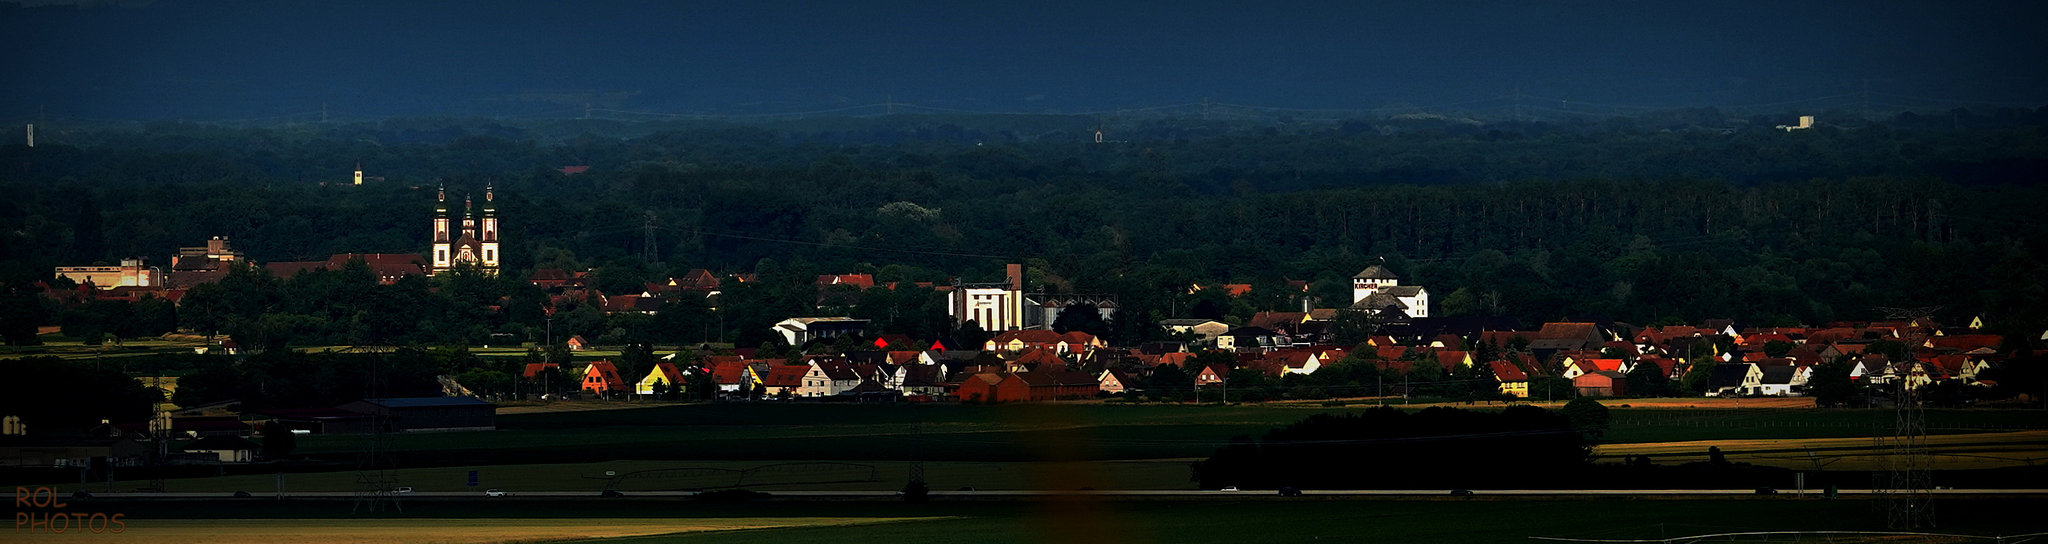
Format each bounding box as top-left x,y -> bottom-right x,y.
1278,487 -> 1302,497
601,490 -> 625,498
1450,489 -> 1475,496
485,489 -> 506,497
1220,486 -> 1240,492
393,487 -> 413,494
1754,487 -> 1777,495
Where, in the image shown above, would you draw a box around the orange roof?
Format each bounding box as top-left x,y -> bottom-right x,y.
709,360 -> 752,384
990,330 -> 1066,346
645,362 -> 683,385
1538,323 -> 1600,340
1154,352 -> 1195,367
1489,360 -> 1529,381
817,274 -> 876,289
761,365 -> 811,388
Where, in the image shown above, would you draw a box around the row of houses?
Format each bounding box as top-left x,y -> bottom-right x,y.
530,312 -> 2027,404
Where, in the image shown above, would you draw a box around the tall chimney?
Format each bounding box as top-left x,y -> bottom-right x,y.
1007,263 -> 1023,292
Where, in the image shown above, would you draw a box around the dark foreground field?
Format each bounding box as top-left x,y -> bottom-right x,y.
288,403 -> 2048,465
49,497 -> 2048,544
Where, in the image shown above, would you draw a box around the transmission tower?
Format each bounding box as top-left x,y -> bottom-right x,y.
1873,305 -> 1940,529
1883,380 -> 1935,528
641,211 -> 659,264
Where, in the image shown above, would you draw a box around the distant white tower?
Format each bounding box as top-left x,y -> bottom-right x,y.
25,124 -> 32,147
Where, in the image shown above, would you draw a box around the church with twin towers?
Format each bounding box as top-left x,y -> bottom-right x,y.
429,185 -> 501,276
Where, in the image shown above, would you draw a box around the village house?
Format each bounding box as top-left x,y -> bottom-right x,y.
1490,360 -> 1530,398
1573,371 -> 1626,397
1349,265 -> 1430,318
1160,318 -> 1231,342
1098,369 -> 1140,395
580,361 -> 628,397
773,317 -> 871,346
1705,363 -> 1765,397
955,371 -> 1100,403
760,365 -> 811,398
800,358 -> 862,397
634,361 -> 684,396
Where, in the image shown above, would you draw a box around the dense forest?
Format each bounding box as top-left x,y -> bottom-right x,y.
3,108 -> 2047,348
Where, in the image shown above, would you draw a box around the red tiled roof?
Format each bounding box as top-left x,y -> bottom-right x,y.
1489,360 -> 1529,381
584,361 -> 626,392
1249,312 -> 1308,331
1538,322 -> 1600,340
644,362 -> 683,386
816,274 -> 876,289
1436,351 -> 1471,368
990,330 -> 1066,346
709,360 -> 751,384
522,363 -> 560,378
761,365 -> 811,388
1930,334 -> 2003,351
1154,352 -> 1195,368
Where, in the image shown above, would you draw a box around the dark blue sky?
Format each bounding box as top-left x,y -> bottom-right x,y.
4,0 -> 2044,121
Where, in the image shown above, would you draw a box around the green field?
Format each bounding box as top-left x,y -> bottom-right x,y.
0,336 -> 214,361
64,403 -> 2039,495
60,498 -> 2048,544
570,499 -> 2048,544
101,459 -> 1198,494
289,403 -> 2048,465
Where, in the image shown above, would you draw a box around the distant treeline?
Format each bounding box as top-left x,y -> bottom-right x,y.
2,111 -> 2046,338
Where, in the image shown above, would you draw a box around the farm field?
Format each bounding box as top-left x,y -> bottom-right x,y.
0,336 -> 213,360
9,517 -> 935,544
285,403 -> 2048,467
1596,430 -> 2048,471
81,459 -> 1200,494
35,498 -> 2048,544
573,499 -> 2048,544
50,403 -> 2034,495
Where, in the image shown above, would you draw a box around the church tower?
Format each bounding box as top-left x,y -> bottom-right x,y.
430,186 -> 452,271
429,185 -> 500,276
480,185 -> 500,270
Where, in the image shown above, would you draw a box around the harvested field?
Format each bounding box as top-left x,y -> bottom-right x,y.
1596,430 -> 2048,470
12,517 -> 938,544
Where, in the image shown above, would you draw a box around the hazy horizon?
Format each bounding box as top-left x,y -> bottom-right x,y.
4,0 -> 2046,122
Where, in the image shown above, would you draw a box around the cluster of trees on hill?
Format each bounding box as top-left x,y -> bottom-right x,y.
3,110 -> 2047,343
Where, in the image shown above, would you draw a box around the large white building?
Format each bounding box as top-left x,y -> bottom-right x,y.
949,263 -> 1026,331
54,258 -> 161,288
1349,265 -> 1429,318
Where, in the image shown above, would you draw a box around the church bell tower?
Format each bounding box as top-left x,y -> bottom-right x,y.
430,186 -> 452,272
